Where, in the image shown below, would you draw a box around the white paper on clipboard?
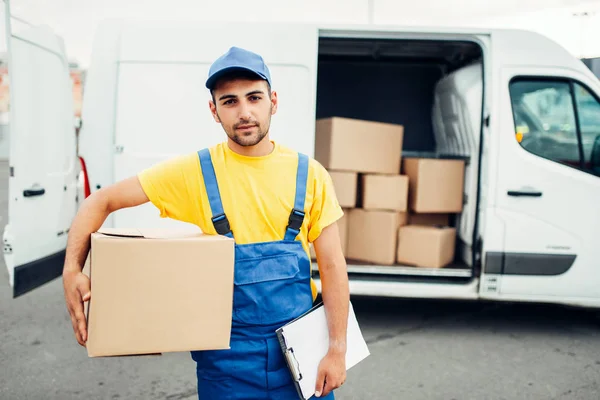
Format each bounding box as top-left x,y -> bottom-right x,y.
276,301 -> 370,399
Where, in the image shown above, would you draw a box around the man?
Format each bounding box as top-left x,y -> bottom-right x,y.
62,46 -> 350,399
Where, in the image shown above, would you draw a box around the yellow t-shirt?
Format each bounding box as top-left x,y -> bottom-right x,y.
137,141 -> 344,299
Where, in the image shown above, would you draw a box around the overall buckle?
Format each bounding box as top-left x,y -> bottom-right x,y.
287,209 -> 305,231
211,213 -> 231,235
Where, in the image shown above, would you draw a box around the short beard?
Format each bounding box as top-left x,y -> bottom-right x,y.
219,106 -> 272,147
228,125 -> 268,147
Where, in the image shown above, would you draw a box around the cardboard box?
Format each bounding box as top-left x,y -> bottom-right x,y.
402,158 -> 465,213
315,117 -> 404,174
83,228 -> 235,357
396,226 -> 456,268
310,211 -> 349,259
330,171 -> 357,208
408,213 -> 450,227
347,209 -> 407,265
361,174 -> 409,212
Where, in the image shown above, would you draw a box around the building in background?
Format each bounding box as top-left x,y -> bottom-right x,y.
69,62 -> 85,119
583,57 -> 600,78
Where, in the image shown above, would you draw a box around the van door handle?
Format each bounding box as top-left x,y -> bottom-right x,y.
507,190 -> 542,197
23,188 -> 46,197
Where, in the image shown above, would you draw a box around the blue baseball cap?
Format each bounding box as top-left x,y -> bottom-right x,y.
206,46 -> 272,90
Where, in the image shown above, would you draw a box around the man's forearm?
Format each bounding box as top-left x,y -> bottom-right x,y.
63,192 -> 111,273
64,176 -> 150,274
320,259 -> 350,354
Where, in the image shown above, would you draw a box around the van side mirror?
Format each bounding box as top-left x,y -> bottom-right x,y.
592,135 -> 600,175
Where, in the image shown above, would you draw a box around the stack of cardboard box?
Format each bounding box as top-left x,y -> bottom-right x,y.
310,117 -> 465,269
398,157 -> 465,268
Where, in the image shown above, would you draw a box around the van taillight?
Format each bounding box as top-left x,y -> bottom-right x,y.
79,156 -> 91,198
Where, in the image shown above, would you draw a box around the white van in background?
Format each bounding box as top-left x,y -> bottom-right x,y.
4,16 -> 600,307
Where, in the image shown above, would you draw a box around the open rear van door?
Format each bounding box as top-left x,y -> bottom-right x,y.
3,5 -> 78,297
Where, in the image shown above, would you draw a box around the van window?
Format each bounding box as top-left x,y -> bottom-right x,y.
573,83 -> 600,168
509,79 -> 600,175
509,80 -> 580,168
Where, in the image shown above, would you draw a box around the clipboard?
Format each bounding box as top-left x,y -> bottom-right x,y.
275,301 -> 370,399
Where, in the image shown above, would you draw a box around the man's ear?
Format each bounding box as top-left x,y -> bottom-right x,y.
209,100 -> 221,123
270,91 -> 278,115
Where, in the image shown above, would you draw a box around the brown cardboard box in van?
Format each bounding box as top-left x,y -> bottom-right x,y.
330,171 -> 358,208
310,211 -> 349,259
396,226 -> 456,268
83,228 -> 235,357
315,117 -> 404,174
408,213 -> 450,226
402,158 -> 465,213
347,209 -> 407,265
361,174 -> 409,212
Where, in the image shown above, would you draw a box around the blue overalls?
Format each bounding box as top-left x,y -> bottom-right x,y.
191,149 -> 336,400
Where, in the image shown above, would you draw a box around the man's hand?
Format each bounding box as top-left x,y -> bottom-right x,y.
63,270 -> 91,346
314,349 -> 346,397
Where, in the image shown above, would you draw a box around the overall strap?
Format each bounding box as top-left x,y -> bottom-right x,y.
284,153 -> 309,241
198,149 -> 234,239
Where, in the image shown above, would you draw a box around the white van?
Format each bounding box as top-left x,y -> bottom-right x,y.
4,17 -> 600,308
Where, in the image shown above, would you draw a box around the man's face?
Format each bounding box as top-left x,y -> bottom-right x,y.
209,78 -> 278,147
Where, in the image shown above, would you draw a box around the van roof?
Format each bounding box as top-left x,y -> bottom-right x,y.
90,19 -> 598,83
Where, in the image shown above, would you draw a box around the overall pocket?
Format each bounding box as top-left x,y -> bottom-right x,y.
233,253 -> 307,326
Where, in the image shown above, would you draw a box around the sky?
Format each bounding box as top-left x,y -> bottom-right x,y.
2,0 -> 600,67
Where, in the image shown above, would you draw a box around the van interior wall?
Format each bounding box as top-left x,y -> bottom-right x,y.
316,60 -> 442,152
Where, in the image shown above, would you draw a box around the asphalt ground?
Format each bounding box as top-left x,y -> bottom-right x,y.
2,270 -> 600,400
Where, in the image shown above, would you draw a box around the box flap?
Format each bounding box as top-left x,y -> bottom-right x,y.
136,228 -> 203,239
96,228 -> 144,238
401,225 -> 448,233
402,151 -> 470,162
96,228 -> 205,239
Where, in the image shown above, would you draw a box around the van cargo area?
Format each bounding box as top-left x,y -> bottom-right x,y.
313,36 -> 484,282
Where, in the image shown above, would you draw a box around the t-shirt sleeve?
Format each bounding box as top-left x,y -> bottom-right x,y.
307,160 -> 344,243
137,154 -> 201,225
